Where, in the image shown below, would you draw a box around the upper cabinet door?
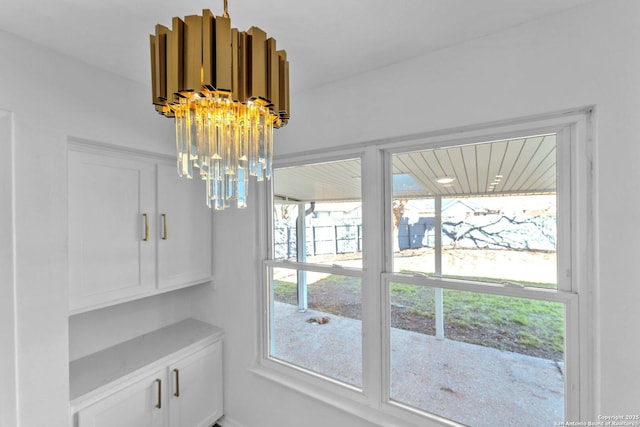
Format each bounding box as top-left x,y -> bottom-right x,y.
156,163 -> 212,289
68,150 -> 156,312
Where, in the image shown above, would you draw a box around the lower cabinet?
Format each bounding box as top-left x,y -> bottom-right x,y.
168,343 -> 223,427
76,370 -> 166,427
70,320 -> 223,427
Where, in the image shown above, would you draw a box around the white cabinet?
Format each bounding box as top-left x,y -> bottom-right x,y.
75,370 -> 165,427
157,163 -> 212,290
70,319 -> 224,427
168,343 -> 223,427
68,144 -> 212,313
68,150 -> 157,311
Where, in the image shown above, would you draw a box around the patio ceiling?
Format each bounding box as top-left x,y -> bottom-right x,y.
274,158 -> 363,202
274,134 -> 556,202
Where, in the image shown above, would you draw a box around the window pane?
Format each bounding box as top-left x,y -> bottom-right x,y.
269,266 -> 362,387
392,135 -> 557,289
439,195 -> 557,287
389,283 -> 565,426
273,159 -> 362,268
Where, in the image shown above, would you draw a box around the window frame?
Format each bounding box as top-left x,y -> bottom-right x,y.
253,109 -> 595,426
258,150 -> 372,407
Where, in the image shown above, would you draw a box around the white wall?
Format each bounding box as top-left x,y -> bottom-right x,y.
207,0 -> 640,425
0,28 -> 181,427
0,111 -> 17,427
68,285 -> 212,361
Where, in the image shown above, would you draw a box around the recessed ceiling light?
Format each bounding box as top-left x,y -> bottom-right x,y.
436,177 -> 456,184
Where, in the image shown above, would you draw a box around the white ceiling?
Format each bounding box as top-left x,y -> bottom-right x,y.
0,0 -> 594,93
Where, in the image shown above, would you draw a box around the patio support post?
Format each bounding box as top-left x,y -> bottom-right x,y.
435,196 -> 445,340
297,202 -> 308,312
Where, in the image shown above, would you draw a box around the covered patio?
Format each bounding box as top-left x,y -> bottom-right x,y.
272,302 -> 564,427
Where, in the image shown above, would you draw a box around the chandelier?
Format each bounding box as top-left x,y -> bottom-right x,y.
150,0 -> 290,209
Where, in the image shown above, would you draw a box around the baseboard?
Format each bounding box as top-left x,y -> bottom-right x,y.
217,415 -> 246,427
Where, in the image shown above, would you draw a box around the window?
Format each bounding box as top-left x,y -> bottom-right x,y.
386,134 -> 570,425
266,158 -> 364,387
260,114 -> 590,426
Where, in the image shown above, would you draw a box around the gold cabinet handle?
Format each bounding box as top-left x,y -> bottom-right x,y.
155,378 -> 162,409
142,213 -> 150,241
161,214 -> 168,240
173,368 -> 180,397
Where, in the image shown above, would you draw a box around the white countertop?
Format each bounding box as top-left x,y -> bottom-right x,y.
70,318 -> 223,401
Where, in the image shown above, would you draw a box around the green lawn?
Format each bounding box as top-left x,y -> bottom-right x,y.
273,274 -> 564,360
390,282 -> 564,357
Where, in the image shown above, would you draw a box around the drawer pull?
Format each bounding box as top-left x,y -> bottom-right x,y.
173,368 -> 180,397
155,378 -> 162,409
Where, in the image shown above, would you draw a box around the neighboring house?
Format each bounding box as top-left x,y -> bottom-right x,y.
398,198 -> 556,251
311,202 -> 362,223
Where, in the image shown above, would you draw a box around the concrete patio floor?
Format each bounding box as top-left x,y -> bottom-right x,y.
271,302 -> 564,427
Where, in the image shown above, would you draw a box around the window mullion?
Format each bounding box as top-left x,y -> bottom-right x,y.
360,145 -> 385,407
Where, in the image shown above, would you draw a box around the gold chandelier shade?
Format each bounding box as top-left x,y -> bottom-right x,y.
149,7 -> 290,210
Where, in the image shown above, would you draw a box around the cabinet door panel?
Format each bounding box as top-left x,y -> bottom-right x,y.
157,164 -> 212,289
76,371 -> 165,427
68,151 -> 155,311
168,341 -> 223,427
